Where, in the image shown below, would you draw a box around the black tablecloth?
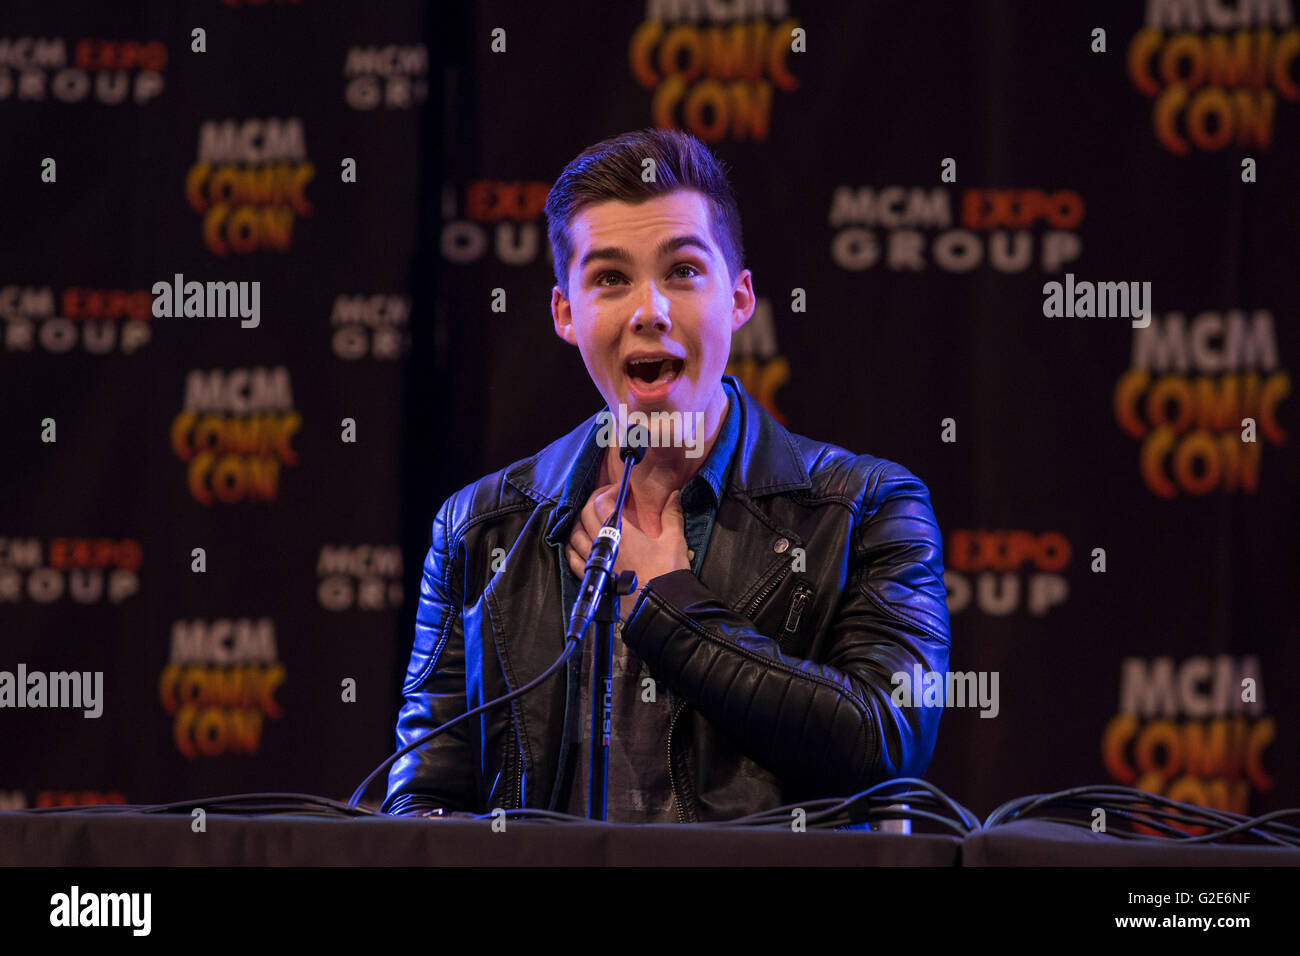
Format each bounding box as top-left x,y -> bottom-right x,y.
961,819 -> 1300,867
0,812 -> 961,866
3,812 -> 1298,866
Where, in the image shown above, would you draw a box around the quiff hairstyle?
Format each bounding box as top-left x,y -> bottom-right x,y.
543,127 -> 745,299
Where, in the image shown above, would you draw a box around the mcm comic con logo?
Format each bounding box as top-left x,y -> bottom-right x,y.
1127,0 -> 1300,154
185,117 -> 314,255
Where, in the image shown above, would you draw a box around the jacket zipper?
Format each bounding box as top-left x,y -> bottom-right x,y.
505,704 -> 524,810
746,563 -> 790,618
664,555 -> 795,820
783,582 -> 813,637
516,723 -> 525,808
667,697 -> 688,823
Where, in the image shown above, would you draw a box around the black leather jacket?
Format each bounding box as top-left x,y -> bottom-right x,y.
382,376 -> 951,821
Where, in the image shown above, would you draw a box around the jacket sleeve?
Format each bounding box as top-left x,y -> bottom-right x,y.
619,460 -> 951,799
381,495 -> 479,816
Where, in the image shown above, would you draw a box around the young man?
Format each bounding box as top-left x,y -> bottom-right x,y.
383,128 -> 951,822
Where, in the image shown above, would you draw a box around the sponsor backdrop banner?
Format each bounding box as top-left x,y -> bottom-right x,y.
2,0 -> 1296,824
0,0 -> 433,810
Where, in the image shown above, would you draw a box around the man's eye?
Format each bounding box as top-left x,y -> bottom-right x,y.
594,271 -> 624,287
672,264 -> 700,279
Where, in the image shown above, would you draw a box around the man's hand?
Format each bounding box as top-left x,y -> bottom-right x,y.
565,484 -> 692,617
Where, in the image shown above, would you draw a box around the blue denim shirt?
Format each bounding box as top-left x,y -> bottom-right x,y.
553,378 -> 740,821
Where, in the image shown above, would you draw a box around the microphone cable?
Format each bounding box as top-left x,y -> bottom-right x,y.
350,425 -> 651,810
347,638 -> 579,808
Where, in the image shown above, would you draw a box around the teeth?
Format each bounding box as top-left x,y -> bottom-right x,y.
626,356 -> 682,388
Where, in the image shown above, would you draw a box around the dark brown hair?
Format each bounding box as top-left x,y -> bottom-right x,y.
544,127 -> 744,298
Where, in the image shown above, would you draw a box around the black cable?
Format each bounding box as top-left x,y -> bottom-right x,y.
465,808 -> 593,824
705,778 -> 977,835
23,777 -> 1297,849
799,780 -> 980,834
347,637 -> 579,807
24,792 -> 378,817
434,779 -> 978,835
709,796 -> 845,827
832,807 -> 972,837
1175,808 -> 1300,844
984,785 -> 1300,847
996,788 -> 1234,834
140,792 -> 376,815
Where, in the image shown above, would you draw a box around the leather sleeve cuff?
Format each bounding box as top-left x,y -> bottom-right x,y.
622,569 -> 719,660
619,568 -> 883,796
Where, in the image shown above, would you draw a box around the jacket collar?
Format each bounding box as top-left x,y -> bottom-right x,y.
504,375 -> 812,546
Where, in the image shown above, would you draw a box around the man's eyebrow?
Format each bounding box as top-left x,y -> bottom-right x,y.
579,235 -> 714,273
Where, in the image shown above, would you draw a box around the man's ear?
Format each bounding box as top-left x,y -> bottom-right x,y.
551,285 -> 577,346
731,268 -> 756,333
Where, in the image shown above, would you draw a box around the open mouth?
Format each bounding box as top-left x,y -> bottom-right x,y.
625,357 -> 684,387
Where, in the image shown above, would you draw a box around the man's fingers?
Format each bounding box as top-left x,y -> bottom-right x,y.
578,496 -> 601,536
570,523 -> 592,554
566,544 -> 585,578
583,486 -> 616,533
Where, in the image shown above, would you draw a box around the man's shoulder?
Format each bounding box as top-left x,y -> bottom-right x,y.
781,426 -> 934,516
430,415 -> 596,543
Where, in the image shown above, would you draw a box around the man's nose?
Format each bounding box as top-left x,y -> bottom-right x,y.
629,283 -> 671,334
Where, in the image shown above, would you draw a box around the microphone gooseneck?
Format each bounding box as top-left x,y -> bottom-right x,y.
565,424 -> 648,642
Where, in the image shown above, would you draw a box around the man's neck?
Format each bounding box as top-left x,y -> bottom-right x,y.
598,382 -> 730,530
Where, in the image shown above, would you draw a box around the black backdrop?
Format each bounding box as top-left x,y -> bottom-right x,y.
1,0 -> 1296,824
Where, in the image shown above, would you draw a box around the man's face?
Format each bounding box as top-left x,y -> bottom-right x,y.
551,189 -> 754,427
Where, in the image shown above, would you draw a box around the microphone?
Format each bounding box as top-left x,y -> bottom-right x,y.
564,425 -> 649,642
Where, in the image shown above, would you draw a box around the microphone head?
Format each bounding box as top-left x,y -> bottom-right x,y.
621,424 -> 650,463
